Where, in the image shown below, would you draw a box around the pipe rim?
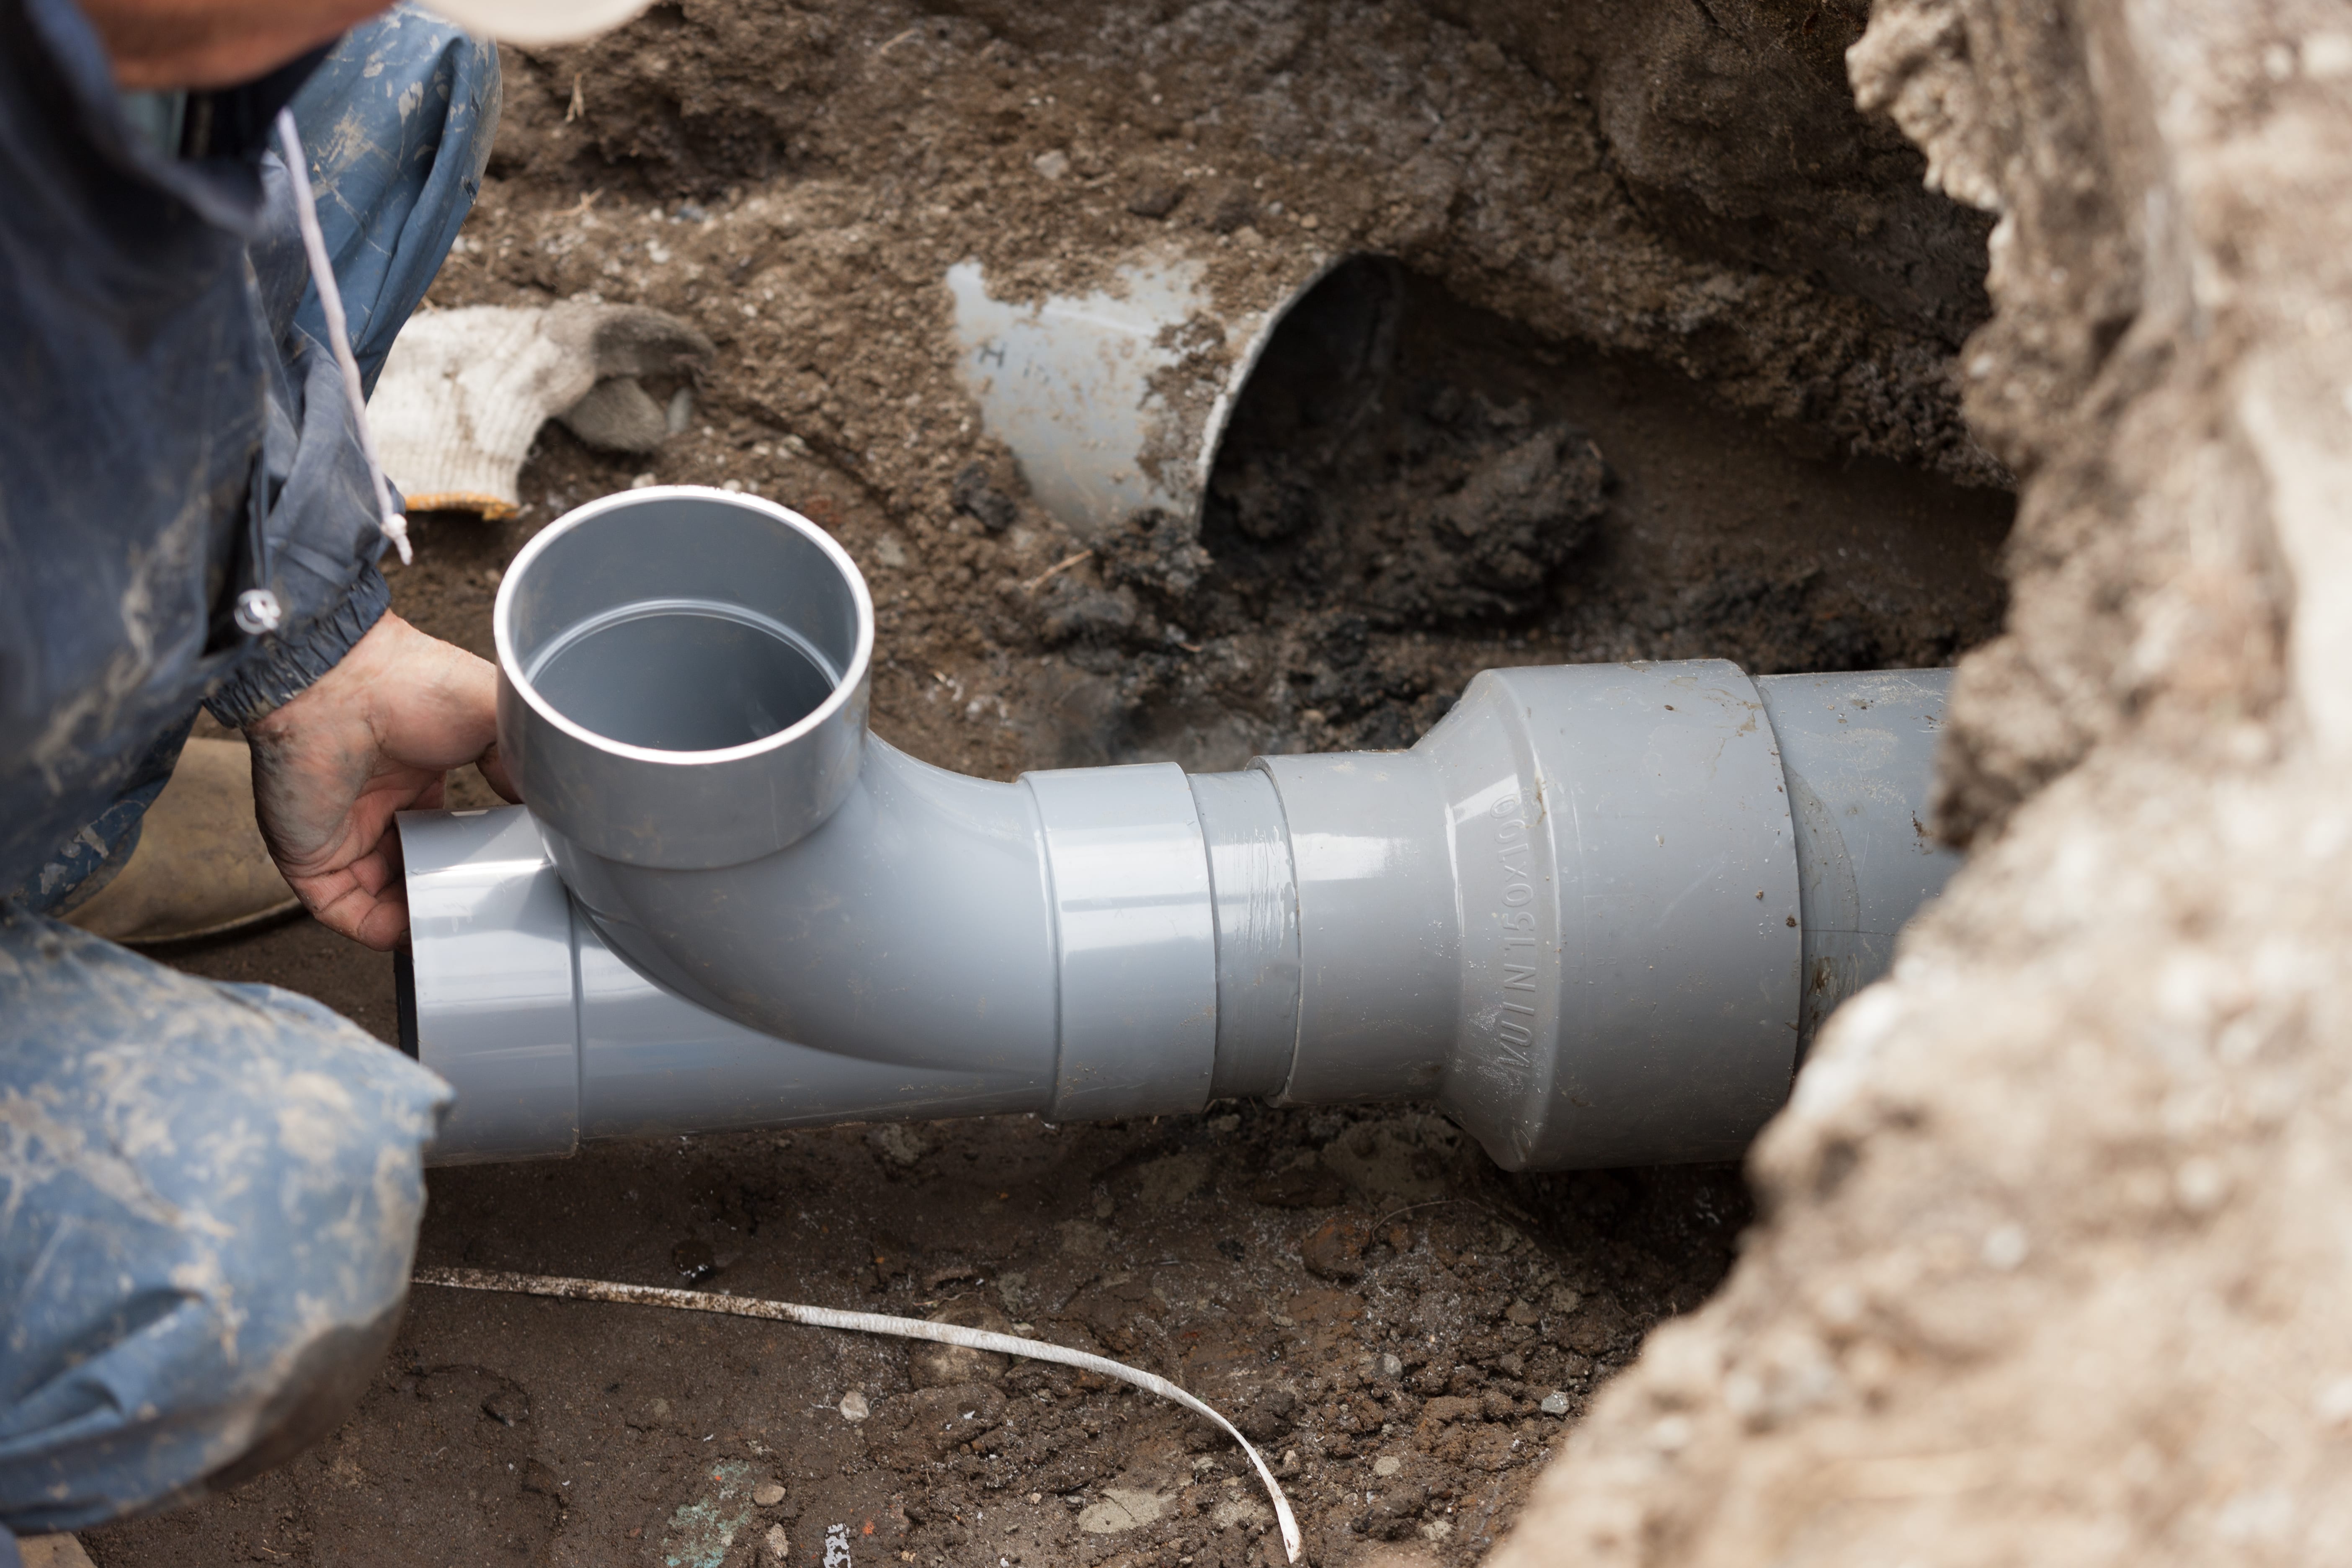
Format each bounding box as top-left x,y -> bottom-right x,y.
493,485 -> 876,769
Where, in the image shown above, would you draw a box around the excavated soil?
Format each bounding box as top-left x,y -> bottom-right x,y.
88,2 -> 2017,1564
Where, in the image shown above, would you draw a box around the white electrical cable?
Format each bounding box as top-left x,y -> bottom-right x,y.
415,1265 -> 1303,1562
274,109 -> 412,565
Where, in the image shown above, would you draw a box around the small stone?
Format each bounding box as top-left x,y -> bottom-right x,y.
1540,1391 -> 1571,1416
1505,1298 -> 1540,1326
629,472 -> 658,489
950,464 -> 1019,533
1033,149 -> 1071,179
1375,1353 -> 1404,1380
1127,182 -> 1188,219
754,1482 -> 787,1507
839,1391 -> 871,1421
872,1122 -> 930,1167
764,1523 -> 790,1561
1372,1456 -> 1403,1478
1300,1215 -> 1372,1280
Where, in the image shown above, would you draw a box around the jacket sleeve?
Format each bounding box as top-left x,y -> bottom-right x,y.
199,315 -> 397,729
203,7 -> 498,727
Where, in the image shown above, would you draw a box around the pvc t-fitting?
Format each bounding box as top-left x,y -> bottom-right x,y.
404,489 -> 1958,1170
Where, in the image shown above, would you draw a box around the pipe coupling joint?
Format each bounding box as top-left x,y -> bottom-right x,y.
494,487 -> 876,871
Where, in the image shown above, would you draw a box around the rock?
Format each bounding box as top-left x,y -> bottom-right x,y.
838,1391 -> 869,1422
869,1123 -> 931,1167
909,1297 -> 1013,1388
1127,182 -> 1188,219
1077,1487 -> 1171,1534
763,1523 -> 789,1563
753,1483 -> 786,1507
1539,1392 -> 1570,1416
1372,1455 -> 1404,1478
1301,1215 -> 1372,1280
1234,1385 -> 1300,1441
659,1458 -> 758,1568
949,464 -> 1018,534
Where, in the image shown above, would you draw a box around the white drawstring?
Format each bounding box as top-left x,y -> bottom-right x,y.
273,109 -> 412,565
416,1264 -> 1305,1562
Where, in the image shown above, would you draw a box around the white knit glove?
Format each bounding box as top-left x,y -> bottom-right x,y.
369,302 -> 712,518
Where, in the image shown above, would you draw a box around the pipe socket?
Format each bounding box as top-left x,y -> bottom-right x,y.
404,488 -> 1959,1170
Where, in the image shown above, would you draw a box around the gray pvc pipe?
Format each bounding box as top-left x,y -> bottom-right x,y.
401,487 -> 1959,1169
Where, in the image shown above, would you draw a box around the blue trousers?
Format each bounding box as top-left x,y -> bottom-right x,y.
0,8 -> 493,1550
0,916 -> 449,1538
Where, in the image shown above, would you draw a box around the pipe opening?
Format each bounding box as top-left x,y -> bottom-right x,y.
498,487 -> 868,759
495,488 -> 876,869
528,601 -> 838,752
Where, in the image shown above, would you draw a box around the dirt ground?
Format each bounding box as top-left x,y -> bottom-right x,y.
83,2 -> 2030,1564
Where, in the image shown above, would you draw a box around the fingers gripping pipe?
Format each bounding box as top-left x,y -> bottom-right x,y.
400,489 -> 1959,1169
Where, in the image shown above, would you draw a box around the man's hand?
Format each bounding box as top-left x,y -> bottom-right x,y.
247,612 -> 518,951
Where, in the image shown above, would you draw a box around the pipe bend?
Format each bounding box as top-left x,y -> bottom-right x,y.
546,735 -> 1062,1078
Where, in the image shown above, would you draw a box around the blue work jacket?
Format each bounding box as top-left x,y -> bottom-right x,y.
0,0 -> 495,904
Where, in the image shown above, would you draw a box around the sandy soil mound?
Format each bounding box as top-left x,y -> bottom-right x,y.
1495,5 -> 2352,1564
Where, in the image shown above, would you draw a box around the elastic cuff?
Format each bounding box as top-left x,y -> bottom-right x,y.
204,567 -> 392,728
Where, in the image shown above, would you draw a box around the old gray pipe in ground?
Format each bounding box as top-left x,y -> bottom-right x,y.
397,487 -> 1959,1169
